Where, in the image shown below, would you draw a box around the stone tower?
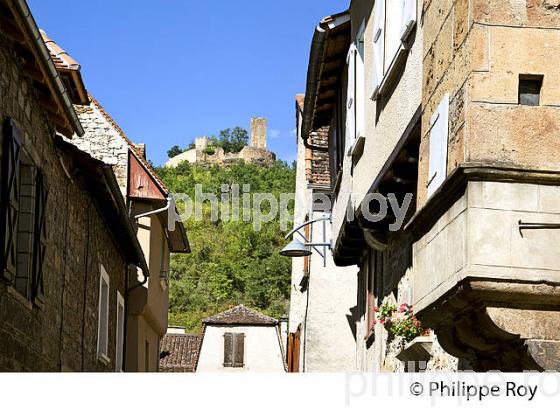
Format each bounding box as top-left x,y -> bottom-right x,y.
250,117 -> 267,149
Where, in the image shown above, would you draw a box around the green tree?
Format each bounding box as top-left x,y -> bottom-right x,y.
156,160 -> 295,333
217,127 -> 249,153
167,145 -> 184,158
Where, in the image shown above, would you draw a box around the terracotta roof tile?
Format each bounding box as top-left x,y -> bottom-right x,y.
159,333 -> 202,372
40,30 -> 80,71
295,94 -> 305,112
203,305 -> 278,326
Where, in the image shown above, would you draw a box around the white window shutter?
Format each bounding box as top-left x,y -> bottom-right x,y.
371,0 -> 385,99
346,44 -> 357,155
400,0 -> 417,41
427,94 -> 449,197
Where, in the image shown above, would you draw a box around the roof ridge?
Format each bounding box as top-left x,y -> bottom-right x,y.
88,94 -> 169,195
203,304 -> 278,325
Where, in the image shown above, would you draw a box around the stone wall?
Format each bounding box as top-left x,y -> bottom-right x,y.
165,136 -> 276,168
0,32 -> 127,371
250,117 -> 267,149
72,103 -> 129,195
417,0 -> 560,207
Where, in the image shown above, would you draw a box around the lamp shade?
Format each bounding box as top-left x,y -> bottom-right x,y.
279,238 -> 312,257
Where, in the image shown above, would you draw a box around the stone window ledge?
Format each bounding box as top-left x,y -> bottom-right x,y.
396,335 -> 434,365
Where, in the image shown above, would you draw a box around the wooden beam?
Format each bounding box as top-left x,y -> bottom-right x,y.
0,14 -> 25,44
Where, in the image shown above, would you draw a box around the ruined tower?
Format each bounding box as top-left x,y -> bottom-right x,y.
250,117 -> 267,149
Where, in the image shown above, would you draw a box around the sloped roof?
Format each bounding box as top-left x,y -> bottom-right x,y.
41,30 -> 80,70
159,333 -> 202,372
0,0 -> 83,136
88,95 -> 169,196
40,30 -> 89,105
203,305 -> 278,326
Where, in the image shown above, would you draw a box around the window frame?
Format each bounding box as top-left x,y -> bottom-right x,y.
97,264 -> 111,365
115,291 -> 125,372
223,332 -> 245,368
371,0 -> 418,100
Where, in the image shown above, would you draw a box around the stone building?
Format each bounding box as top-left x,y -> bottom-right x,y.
298,0 -> 560,372
40,32 -> 191,372
287,95 -> 358,372
0,0 -> 148,371
165,117 -> 276,168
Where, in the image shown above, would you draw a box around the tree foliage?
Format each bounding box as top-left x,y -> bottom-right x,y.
167,145 -> 184,158
156,160 -> 296,333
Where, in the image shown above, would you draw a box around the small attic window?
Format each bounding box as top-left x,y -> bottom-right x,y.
518,75 -> 543,106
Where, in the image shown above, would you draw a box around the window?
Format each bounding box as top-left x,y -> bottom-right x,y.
427,94 -> 450,197
372,0 -> 417,99
518,75 -> 543,106
345,44 -> 357,154
355,21 -> 366,142
223,332 -> 245,368
97,265 -> 110,364
115,291 -> 125,372
1,119 -> 47,303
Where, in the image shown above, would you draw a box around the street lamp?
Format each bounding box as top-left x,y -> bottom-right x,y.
280,216 -> 331,266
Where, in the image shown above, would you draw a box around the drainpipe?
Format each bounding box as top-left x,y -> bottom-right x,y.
127,196 -> 173,292
12,0 -> 84,136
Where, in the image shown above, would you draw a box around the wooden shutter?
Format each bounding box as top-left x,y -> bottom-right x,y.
400,0 -> 417,41
345,44 -> 357,155
292,328 -> 301,372
223,332 -> 234,367
1,119 -> 22,283
372,0 -> 386,98
427,94 -> 450,197
233,333 -> 245,367
32,169 -> 47,301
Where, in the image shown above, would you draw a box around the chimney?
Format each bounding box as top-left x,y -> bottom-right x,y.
250,117 -> 267,149
134,143 -> 146,159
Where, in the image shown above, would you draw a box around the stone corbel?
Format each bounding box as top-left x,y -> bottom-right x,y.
420,279 -> 560,371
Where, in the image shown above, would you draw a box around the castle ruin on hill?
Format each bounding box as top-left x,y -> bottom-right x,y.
165,117 -> 276,167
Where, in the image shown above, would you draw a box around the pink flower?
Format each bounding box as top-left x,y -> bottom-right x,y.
372,319 -> 377,325
379,319 -> 385,325
373,306 -> 379,312
399,303 -> 408,313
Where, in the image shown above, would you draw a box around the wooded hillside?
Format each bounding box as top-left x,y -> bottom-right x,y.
156,160 -> 296,332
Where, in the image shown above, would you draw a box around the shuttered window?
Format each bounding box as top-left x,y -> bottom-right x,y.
1,119 -> 22,284
1,119 -> 47,303
372,0 -> 386,98
372,0 -> 417,99
223,332 -> 245,368
115,291 -> 125,372
400,0 -> 417,41
345,44 -> 357,155
97,265 -> 110,363
385,0 -> 403,72
427,94 -> 450,197
355,21 -> 366,141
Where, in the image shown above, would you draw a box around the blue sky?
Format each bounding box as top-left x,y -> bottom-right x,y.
28,0 -> 348,166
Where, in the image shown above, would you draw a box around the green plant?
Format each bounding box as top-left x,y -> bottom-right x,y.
374,302 -> 397,323
390,314 -> 423,343
203,146 -> 216,155
373,302 -> 424,343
